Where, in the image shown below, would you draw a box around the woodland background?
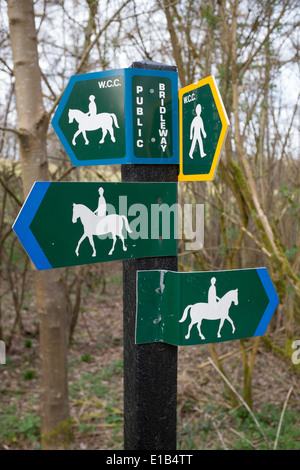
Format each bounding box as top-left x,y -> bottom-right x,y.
0,0 -> 299,450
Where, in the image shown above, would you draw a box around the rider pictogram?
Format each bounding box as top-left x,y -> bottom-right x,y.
94,187 -> 106,217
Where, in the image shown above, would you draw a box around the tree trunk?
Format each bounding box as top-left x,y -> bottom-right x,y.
6,0 -> 71,449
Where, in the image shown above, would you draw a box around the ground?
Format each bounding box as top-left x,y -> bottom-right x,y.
0,261 -> 300,450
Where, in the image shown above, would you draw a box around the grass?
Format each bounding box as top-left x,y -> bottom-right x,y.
231,403 -> 300,450
177,378 -> 300,451
69,359 -> 124,448
1,263 -> 300,450
0,399 -> 40,448
177,402 -> 300,450
0,358 -> 124,450
1,352 -> 300,450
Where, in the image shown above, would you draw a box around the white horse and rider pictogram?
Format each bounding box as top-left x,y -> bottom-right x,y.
72,187 -> 132,257
68,95 -> 119,146
179,277 -> 238,340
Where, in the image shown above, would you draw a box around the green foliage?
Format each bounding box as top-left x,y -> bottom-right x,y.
178,401 -> 300,450
69,359 -> 123,446
202,4 -> 220,28
0,402 -> 40,447
279,185 -> 300,220
177,390 -> 300,450
23,370 -> 35,380
81,353 -> 92,363
41,417 -> 74,450
232,404 -> 300,450
24,339 -> 32,348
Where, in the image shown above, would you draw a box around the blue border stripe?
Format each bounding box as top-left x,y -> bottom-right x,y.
51,70 -> 129,166
254,268 -> 279,336
51,68 -> 179,166
13,182 -> 52,270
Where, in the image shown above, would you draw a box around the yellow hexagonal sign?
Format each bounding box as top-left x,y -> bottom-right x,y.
178,76 -> 229,182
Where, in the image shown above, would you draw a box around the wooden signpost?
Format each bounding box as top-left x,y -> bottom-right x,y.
12,59 -> 279,452
121,60 -> 178,450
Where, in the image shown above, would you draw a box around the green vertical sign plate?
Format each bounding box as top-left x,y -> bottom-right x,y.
132,74 -> 173,159
136,269 -> 279,346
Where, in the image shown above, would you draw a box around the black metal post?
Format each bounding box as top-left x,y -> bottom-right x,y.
122,60 -> 178,450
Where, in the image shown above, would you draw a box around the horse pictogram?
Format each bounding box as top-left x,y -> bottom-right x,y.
179,277 -> 238,340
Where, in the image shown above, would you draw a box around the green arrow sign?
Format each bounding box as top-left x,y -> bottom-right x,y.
13,182 -> 177,270
178,76 -> 229,182
136,269 -> 279,346
51,68 -> 179,166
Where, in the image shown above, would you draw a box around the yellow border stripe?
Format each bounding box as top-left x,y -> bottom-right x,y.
178,76 -> 229,182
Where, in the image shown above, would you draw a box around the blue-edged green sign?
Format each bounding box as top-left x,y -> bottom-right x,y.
136,269 -> 279,346
51,68 -> 179,166
13,182 -> 177,270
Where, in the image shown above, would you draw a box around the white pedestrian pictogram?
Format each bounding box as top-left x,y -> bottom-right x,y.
72,187 -> 132,257
189,103 -> 207,159
179,277 -> 238,340
68,95 -> 119,146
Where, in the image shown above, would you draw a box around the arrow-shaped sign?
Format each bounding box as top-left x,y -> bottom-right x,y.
13,182 -> 177,270
136,268 -> 279,346
178,75 -> 229,182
